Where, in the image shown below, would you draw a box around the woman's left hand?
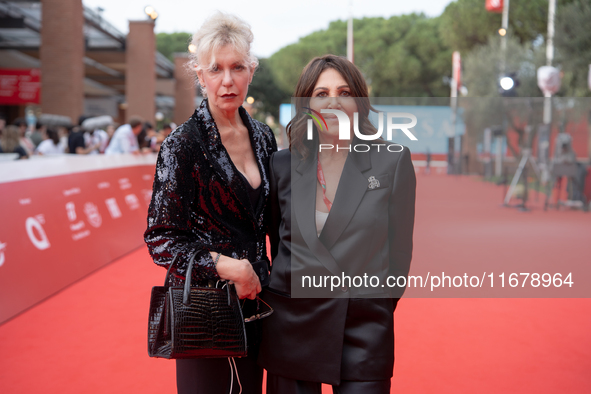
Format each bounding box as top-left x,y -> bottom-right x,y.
215,254 -> 261,299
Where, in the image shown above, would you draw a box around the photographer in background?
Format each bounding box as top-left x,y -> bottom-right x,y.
104,116 -> 144,155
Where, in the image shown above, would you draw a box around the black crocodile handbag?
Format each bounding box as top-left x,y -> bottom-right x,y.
148,251 -> 247,359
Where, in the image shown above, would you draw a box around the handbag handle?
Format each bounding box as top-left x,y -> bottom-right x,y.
163,252 -> 181,288
182,251 -> 233,307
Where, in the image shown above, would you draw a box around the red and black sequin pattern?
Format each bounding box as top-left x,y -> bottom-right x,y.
145,99 -> 277,285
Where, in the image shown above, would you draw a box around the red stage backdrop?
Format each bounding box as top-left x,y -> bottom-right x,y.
0,155 -> 157,323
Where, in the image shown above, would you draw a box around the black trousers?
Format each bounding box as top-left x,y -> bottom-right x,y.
176,316 -> 263,394
267,373 -> 391,394
176,352 -> 262,394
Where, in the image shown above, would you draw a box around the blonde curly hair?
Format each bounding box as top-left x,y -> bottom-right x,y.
187,12 -> 258,96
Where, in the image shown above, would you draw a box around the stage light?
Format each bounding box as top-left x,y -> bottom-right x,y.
500,76 -> 514,91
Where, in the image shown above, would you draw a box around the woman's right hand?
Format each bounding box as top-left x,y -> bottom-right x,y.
214,254 -> 261,300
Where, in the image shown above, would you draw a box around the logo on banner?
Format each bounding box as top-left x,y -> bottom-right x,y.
63,188 -> 81,197
105,198 -> 122,219
66,202 -> 91,240
119,178 -> 132,190
26,215 -> 50,250
84,202 -> 102,228
0,242 -> 6,267
66,202 -> 77,221
125,194 -> 140,210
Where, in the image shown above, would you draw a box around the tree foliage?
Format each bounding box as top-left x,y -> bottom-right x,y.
463,36 -> 545,98
248,58 -> 291,120
439,0 -> 551,53
152,0 -> 590,124
268,14 -> 452,98
156,32 -> 192,62
267,19 -> 348,94
555,0 -> 591,97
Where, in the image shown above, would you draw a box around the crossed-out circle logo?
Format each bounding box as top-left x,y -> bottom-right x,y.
303,107 -> 418,152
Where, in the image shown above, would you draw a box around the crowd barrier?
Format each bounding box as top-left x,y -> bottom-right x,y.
0,154 -> 157,324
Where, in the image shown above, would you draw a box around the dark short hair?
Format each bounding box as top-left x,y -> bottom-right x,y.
13,117 -> 26,127
287,55 -> 376,158
128,116 -> 144,129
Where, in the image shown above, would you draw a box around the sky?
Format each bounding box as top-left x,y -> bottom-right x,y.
82,0 -> 454,58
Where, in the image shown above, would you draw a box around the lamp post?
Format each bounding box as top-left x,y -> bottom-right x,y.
144,5 -> 158,20
538,0 -> 557,184
500,0 -> 510,74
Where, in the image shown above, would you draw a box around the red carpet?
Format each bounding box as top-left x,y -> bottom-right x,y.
1,174 -> 590,393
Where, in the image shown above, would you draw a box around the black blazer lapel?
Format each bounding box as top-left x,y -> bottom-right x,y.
319,144 -> 372,251
292,151 -> 343,278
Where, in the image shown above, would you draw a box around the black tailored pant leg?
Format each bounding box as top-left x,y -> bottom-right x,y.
332,379 -> 391,394
266,373 -> 322,394
266,373 -> 390,394
176,353 -> 262,394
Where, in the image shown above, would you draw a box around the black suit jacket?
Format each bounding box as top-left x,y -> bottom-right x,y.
144,99 -> 277,284
259,140 -> 416,384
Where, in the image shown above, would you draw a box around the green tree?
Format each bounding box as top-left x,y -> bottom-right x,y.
248,58 -> 291,120
156,32 -> 192,62
439,0 -> 551,53
356,14 -> 451,97
268,15 -> 452,98
554,0 -> 591,97
463,36 -> 545,98
268,19 -> 348,94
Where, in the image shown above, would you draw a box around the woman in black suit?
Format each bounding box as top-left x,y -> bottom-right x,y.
259,55 -> 416,394
144,12 -> 276,394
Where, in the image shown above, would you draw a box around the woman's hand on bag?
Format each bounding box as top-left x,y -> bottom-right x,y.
214,254 -> 261,300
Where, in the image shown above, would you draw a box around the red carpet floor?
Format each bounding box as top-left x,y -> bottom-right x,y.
1,174 -> 590,393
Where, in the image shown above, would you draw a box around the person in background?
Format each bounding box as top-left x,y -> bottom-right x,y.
104,116 -> 144,155
0,125 -> 29,159
84,127 -> 110,154
68,125 -> 100,154
150,122 -> 175,152
14,118 -> 35,156
162,122 -> 174,137
139,121 -> 156,151
36,127 -> 67,155
0,114 -> 6,135
29,122 -> 45,148
105,123 -> 117,147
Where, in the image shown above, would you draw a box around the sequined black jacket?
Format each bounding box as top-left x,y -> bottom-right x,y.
144,99 -> 277,283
